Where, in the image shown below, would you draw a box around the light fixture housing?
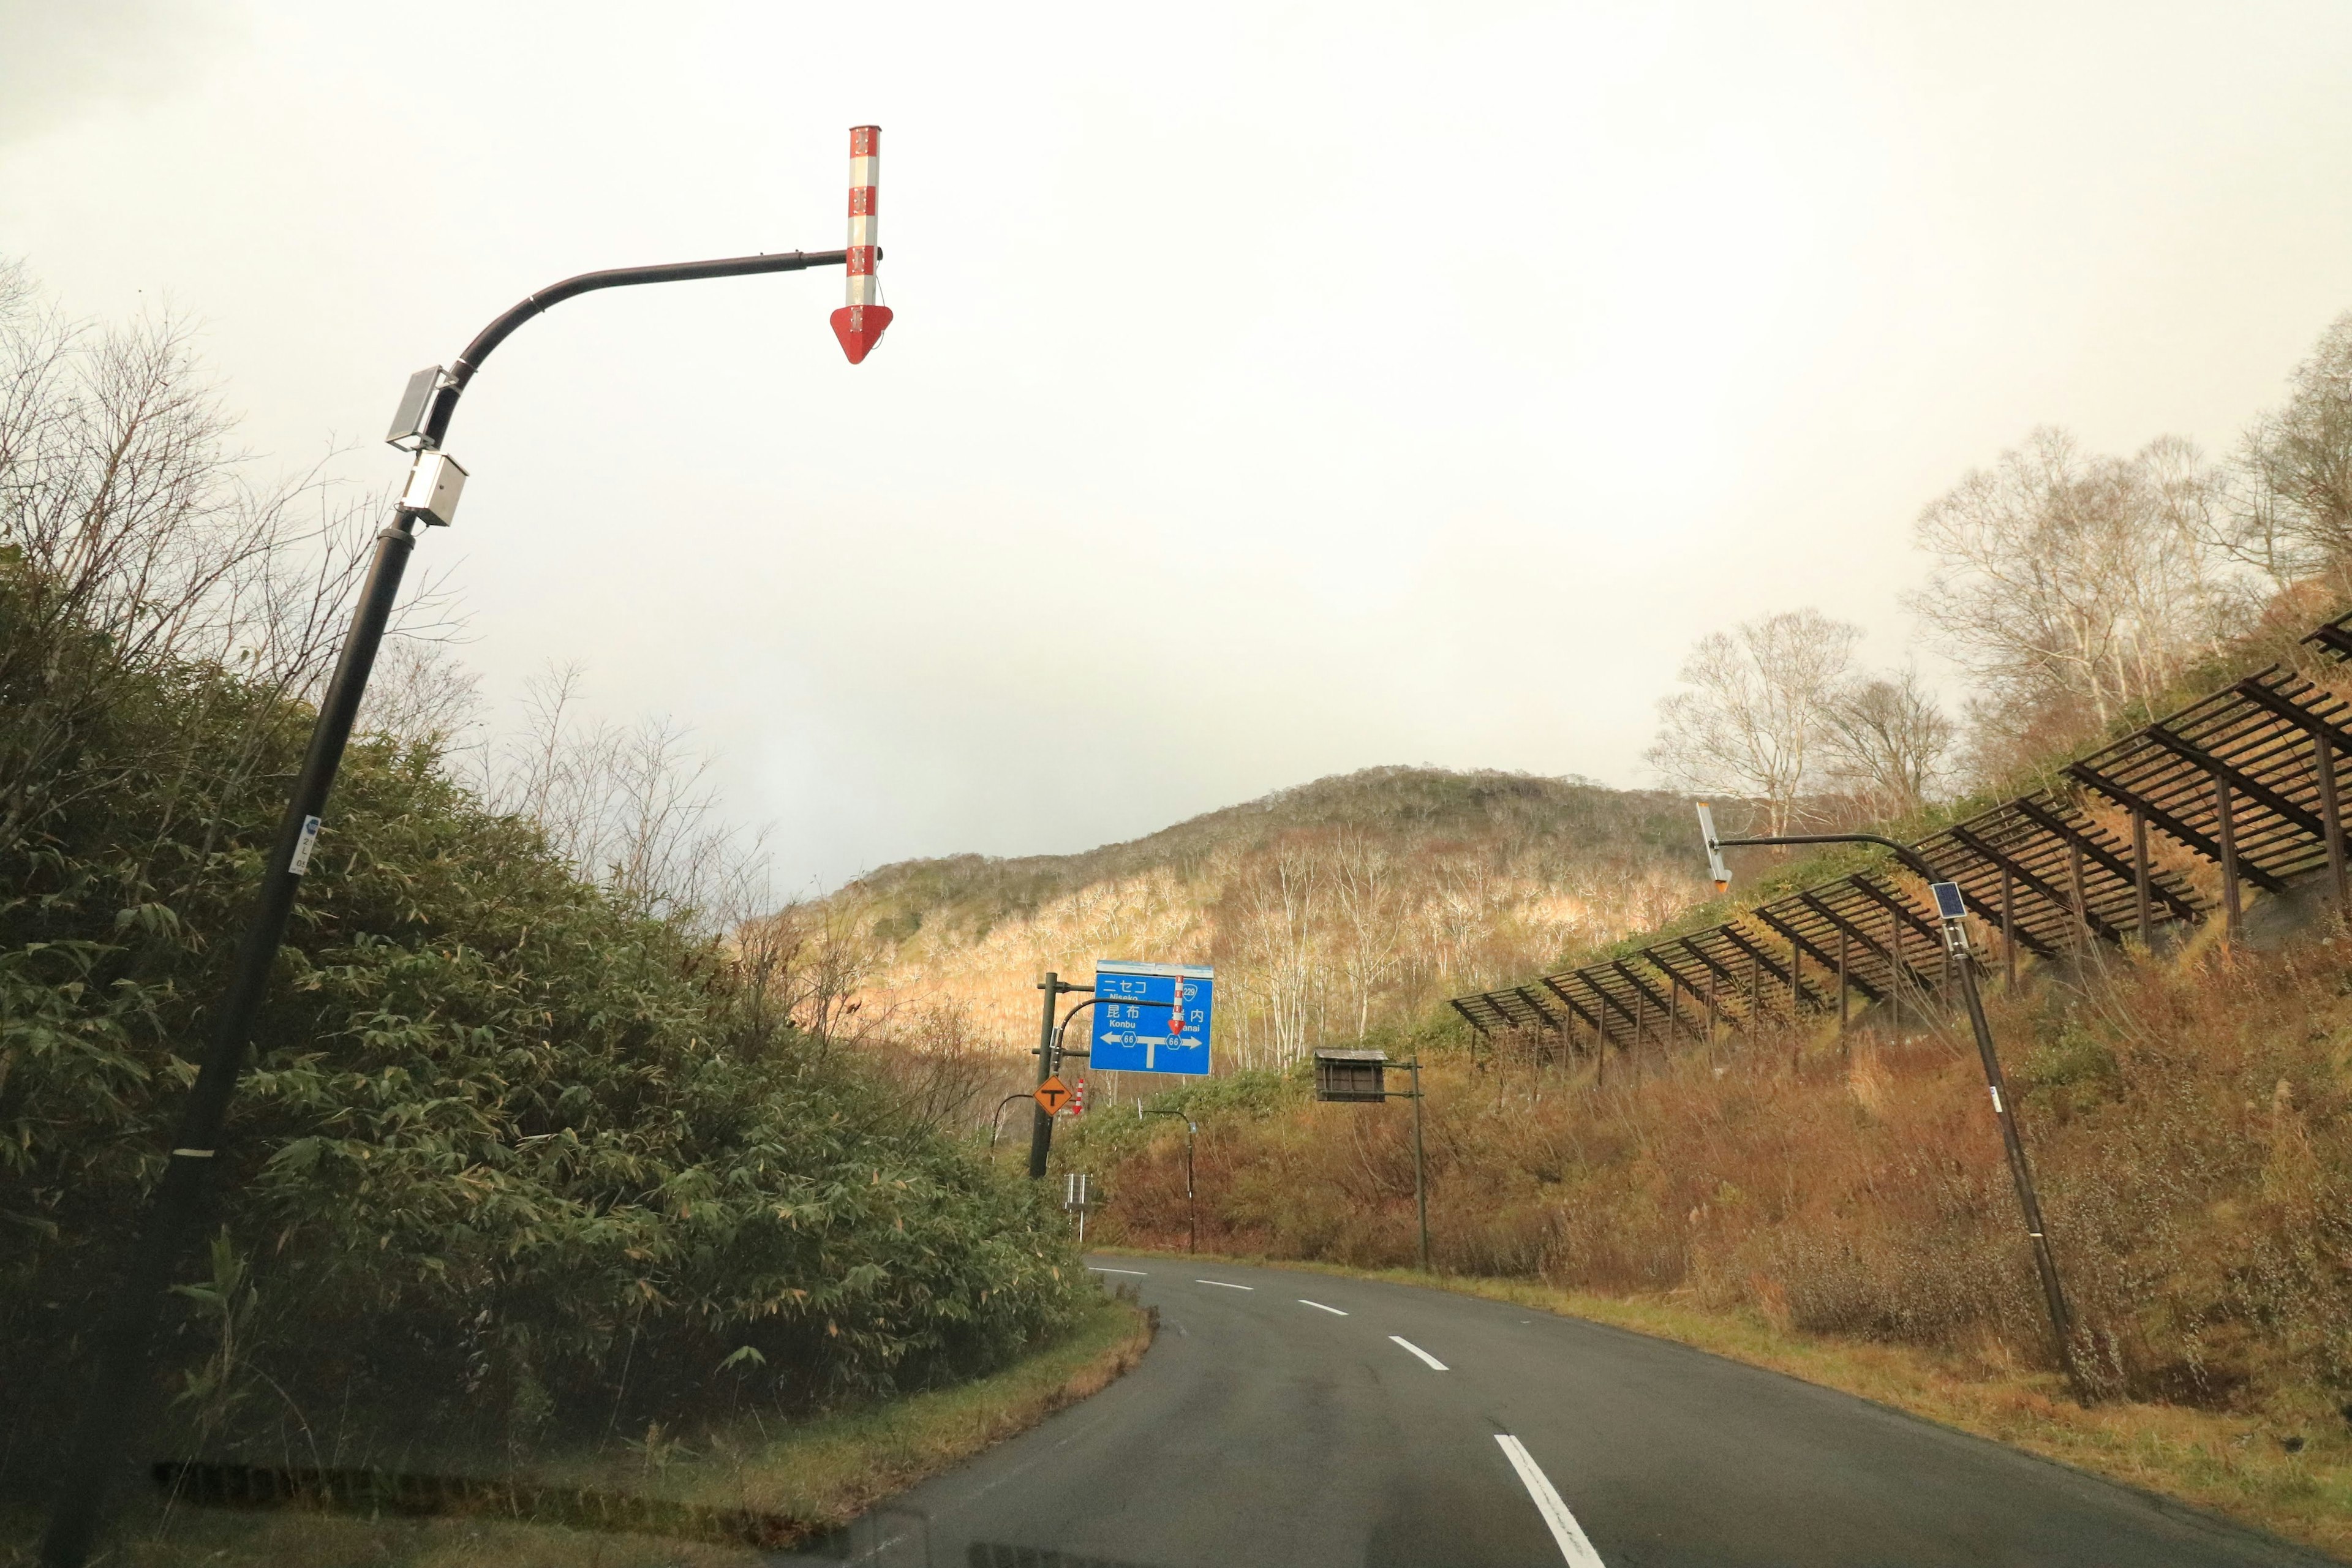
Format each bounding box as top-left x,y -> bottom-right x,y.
1697,801 -> 1732,892
386,366 -> 448,451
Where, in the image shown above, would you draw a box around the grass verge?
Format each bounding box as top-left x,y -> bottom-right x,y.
1099,1247 -> 2351,1563
1,1293 -> 1154,1568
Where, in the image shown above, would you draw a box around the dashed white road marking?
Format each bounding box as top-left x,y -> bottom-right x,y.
1496,1434 -> 1606,1567
1088,1267 -> 1148,1276
1389,1335 -> 1448,1370
1194,1278 -> 1254,1291
1297,1299 -> 1349,1316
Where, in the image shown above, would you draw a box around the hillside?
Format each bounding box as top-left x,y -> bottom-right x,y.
793,767 -> 1713,1073
0,296 -> 1090,1506
1054,613 -> 2352,1557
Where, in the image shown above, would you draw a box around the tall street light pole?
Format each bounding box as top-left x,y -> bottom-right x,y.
40,128 -> 891,1568
1697,805 -> 2089,1402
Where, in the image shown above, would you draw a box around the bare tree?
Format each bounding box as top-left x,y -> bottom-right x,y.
737,897 -> 883,1055
1328,828 -> 1401,1038
1225,837 -> 1324,1067
1907,428 -> 2244,753
0,263 -> 456,907
2219,312 -> 2352,587
485,663 -> 768,930
1645,609 -> 1860,834
357,636 -> 483,753
865,998 -> 998,1133
1816,669 -> 1956,820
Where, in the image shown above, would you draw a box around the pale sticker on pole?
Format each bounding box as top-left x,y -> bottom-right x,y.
288,816 -> 322,876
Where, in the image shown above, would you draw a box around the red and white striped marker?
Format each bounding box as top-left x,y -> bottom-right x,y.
830,124 -> 892,364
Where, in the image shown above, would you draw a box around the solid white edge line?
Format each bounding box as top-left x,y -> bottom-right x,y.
1194,1279 -> 1254,1291
1297,1299 -> 1349,1316
1087,1267 -> 1148,1275
1388,1335 -> 1449,1370
1495,1434 -> 1605,1568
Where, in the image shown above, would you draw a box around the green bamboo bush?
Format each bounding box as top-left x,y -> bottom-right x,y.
0,277 -> 1085,1484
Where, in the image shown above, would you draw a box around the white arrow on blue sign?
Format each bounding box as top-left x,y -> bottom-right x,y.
1090,960 -> 1215,1076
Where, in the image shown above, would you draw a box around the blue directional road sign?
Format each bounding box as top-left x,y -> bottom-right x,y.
1090,960 -> 1215,1076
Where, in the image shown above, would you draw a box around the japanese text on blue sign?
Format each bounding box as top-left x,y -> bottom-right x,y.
1090,960 -> 1214,1076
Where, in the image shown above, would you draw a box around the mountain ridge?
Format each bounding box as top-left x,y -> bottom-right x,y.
792,766 -> 1712,1068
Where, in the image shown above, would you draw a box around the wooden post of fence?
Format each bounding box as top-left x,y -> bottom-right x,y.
2130,810 -> 2153,945
2069,843 -> 2091,954
2318,733 -> 2348,913
2000,867 -> 2017,990
1784,935 -> 1802,1075
2215,776 -> 2242,943
1887,903 -> 1902,1039
1836,927 -> 1849,1035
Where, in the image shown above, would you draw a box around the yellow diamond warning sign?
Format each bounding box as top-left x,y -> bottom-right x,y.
1034,1076 -> 1073,1115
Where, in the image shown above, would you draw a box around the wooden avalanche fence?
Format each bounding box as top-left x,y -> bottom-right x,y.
1450,606 -> 2352,1054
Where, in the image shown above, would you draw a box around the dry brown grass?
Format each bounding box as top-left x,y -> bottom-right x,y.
1096,922 -> 2352,1550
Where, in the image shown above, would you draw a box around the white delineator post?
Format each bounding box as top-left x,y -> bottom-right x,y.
830,124 -> 892,363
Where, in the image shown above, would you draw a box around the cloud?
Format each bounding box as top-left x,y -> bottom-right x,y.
0,0 -> 239,148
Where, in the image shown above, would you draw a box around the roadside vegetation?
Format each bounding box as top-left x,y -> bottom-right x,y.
1066,310 -> 2352,1556
0,262 -> 1096,1545
0,1293 -> 1152,1567
1070,919 -> 2352,1555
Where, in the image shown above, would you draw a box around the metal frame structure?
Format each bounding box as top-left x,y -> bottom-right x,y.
1451,606 -> 2352,1047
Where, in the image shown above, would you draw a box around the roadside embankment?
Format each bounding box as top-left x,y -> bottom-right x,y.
0,1294 -> 1155,1568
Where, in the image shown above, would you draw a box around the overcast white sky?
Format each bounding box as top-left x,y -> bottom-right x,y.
7,1 -> 2351,894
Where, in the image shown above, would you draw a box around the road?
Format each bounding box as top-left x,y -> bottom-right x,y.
780,1256 -> 2332,1568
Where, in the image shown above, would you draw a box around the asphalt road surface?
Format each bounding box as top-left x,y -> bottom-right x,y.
781,1256 -> 2333,1568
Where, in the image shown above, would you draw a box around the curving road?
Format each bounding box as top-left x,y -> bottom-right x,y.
781,1256 -> 2332,1568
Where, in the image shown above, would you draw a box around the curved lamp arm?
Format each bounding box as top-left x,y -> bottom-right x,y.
409,247 -> 872,451
1696,799 -> 1941,888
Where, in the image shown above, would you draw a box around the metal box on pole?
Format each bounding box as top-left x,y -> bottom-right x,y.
398,451 -> 468,528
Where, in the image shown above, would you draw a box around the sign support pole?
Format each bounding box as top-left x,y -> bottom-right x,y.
1409,1060 -> 1430,1274
1028,973 -> 1067,1180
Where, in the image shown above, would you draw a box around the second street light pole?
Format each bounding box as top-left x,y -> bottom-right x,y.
1937,888 -> 2089,1403
1409,1060 -> 1429,1273
1697,805 -> 2089,1402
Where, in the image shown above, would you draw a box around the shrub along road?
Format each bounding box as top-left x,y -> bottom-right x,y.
788,1257 -> 2335,1567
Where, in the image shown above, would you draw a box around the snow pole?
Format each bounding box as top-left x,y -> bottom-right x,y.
830,124 -> 892,363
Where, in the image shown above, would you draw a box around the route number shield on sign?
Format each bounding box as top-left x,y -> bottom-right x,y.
1090,961 -> 1214,1076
